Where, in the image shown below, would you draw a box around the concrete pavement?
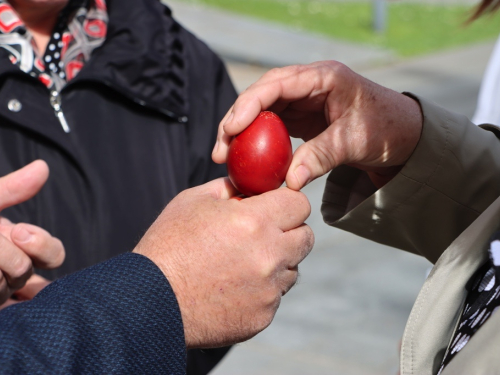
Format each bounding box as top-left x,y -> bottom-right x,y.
167,0 -> 394,70
165,1 -> 497,373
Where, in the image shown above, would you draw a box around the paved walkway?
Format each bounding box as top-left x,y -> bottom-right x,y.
164,2 -> 497,374
167,0 -> 394,69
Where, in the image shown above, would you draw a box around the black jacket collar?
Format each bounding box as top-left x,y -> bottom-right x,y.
73,0 -> 189,121
0,0 -> 190,174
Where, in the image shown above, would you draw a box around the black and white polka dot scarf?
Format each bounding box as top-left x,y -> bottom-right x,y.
437,231 -> 500,374
0,0 -> 107,91
42,0 -> 88,83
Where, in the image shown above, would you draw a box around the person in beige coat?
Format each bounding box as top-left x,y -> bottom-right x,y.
213,18 -> 500,374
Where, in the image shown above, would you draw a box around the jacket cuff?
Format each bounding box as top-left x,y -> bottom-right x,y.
322,93 -> 500,263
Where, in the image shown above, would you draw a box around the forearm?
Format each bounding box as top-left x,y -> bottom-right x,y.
0,253 -> 186,373
322,93 -> 500,263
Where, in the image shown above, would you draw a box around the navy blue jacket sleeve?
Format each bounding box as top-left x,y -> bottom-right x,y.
0,253 -> 186,374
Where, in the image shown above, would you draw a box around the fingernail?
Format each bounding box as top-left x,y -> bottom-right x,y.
14,227 -> 32,243
212,139 -> 219,155
293,165 -> 311,188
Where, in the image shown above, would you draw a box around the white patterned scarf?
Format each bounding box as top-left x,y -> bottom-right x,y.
0,0 -> 108,91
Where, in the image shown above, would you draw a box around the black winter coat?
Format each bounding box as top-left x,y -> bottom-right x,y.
1,0 -> 236,280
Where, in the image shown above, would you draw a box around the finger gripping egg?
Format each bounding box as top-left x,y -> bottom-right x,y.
227,111 -> 293,196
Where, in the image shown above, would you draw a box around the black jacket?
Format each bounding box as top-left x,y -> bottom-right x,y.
0,0 -> 236,279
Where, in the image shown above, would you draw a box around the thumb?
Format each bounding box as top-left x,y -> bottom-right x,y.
192,177 -> 239,201
285,131 -> 338,190
0,160 -> 49,211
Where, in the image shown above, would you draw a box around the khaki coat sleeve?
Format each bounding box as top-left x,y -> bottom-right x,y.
321,93 -> 500,263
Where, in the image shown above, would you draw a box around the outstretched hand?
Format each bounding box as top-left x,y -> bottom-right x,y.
0,160 -> 65,306
212,61 -> 423,189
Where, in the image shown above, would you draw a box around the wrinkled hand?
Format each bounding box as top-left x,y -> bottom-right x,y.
212,61 -> 423,189
0,160 -> 65,305
133,178 -> 314,349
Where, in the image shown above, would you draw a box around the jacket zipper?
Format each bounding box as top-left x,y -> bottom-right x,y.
49,89 -> 70,133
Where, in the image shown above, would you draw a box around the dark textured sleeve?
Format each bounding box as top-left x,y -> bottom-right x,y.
0,253 -> 186,374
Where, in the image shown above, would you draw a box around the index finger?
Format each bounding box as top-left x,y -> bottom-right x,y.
11,223 -> 65,269
212,61 -> 340,164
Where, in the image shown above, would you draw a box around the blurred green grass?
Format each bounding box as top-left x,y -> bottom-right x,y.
184,0 -> 500,56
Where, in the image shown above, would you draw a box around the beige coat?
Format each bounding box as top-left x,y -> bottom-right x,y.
322,94 -> 500,375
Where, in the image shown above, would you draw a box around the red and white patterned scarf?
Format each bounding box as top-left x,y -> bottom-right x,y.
0,0 -> 108,91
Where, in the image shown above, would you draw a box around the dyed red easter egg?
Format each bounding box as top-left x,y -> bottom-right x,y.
227,111 -> 292,197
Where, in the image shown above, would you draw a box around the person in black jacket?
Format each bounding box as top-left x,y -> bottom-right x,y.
0,159 -> 314,374
0,0 -> 237,372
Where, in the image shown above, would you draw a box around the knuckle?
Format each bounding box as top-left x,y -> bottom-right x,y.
295,191 -> 311,216
0,236 -> 32,281
308,138 -> 333,162
247,252 -> 279,286
233,213 -> 263,237
257,313 -> 274,333
53,238 -> 65,266
293,64 -> 310,75
260,65 -> 299,84
279,190 -> 311,220
249,315 -> 271,337
264,295 -> 281,324
282,273 -> 299,296
252,296 -> 280,334
331,60 -> 348,73
245,251 -> 271,279
321,60 -> 349,77
174,188 -> 190,202
263,67 -> 283,80
303,225 -> 315,250
256,256 -> 276,280
10,256 -> 32,281
309,142 -> 336,171
37,237 -> 65,268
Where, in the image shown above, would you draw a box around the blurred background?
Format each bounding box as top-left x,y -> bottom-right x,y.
165,1 -> 498,373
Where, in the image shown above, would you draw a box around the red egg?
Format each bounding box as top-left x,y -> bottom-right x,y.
227,111 -> 293,196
